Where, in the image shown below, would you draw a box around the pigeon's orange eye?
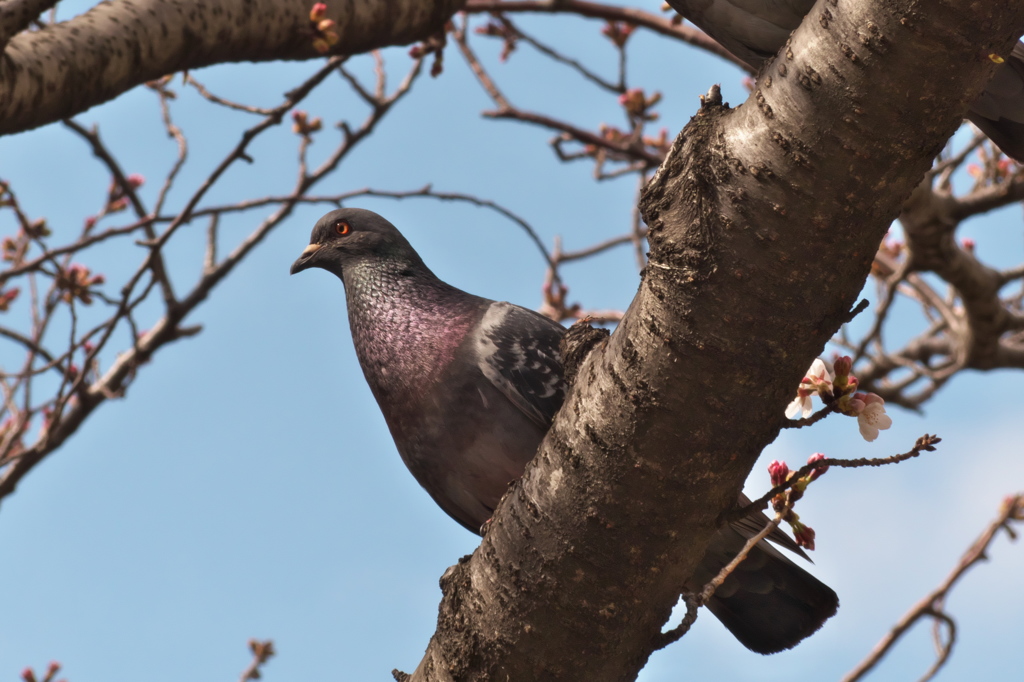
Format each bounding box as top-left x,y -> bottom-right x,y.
334,220 -> 350,236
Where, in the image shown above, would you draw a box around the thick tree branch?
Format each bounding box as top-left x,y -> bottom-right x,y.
0,0 -> 56,48
405,1 -> 1024,679
899,182 -> 1013,369
950,171 -> 1024,218
0,0 -> 460,135
848,157 -> 1024,408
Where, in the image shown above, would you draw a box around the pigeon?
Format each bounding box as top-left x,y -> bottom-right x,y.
290,207 -> 838,654
667,0 -> 1024,161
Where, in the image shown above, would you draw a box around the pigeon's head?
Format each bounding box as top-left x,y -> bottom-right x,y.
290,208 -> 421,277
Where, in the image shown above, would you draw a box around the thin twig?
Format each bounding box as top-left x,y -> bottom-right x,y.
730,434 -> 941,524
463,0 -> 752,72
184,73 -> 278,115
841,493 -> 1024,682
495,15 -> 621,93
238,639 -> 276,682
655,501 -> 791,649
0,53 -> 415,505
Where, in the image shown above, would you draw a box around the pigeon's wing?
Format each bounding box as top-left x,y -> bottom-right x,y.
732,492 -> 811,560
667,0 -> 812,67
967,42 -> 1024,161
474,301 -> 568,429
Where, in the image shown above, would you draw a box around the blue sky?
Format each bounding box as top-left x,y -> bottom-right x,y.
1,4 -> 1022,681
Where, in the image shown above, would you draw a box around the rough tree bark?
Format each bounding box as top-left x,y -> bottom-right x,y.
0,0 -> 461,134
405,1 -> 1024,680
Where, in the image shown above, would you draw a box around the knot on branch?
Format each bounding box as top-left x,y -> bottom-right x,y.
699,83 -> 723,109
559,318 -> 609,385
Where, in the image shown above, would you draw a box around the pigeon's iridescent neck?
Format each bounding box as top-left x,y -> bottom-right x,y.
342,259 -> 482,399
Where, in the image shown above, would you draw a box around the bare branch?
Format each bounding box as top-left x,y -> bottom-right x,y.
463,0 -> 751,72
733,435 -> 942,523
486,14 -> 622,93
0,52 -> 424,505
453,16 -> 664,170
184,73 -> 279,116
0,0 -> 57,49
62,119 -> 178,309
842,493 -> 1024,682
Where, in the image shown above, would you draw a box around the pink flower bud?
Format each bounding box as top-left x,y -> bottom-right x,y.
126,173 -> 145,188
806,453 -> 829,481
309,2 -> 328,22
768,460 -> 789,487
833,356 -> 852,377
793,523 -> 816,551
27,218 -> 51,237
600,21 -> 635,48
0,287 -> 19,311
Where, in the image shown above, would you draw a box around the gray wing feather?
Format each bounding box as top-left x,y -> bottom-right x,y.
475,302 -> 567,429
668,0 -> 811,67
733,492 -> 811,560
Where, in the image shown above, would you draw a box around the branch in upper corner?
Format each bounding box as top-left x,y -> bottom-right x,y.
0,0 -> 465,136
452,13 -> 667,175
840,493 -> 1024,682
462,0 -> 751,71
0,0 -> 58,51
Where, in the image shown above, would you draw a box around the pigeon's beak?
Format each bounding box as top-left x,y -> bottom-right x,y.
290,243 -> 322,275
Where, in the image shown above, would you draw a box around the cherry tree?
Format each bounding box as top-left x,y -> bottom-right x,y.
3,1 -> 1023,680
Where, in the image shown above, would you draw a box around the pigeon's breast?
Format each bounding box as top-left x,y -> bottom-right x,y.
343,269 -> 484,422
